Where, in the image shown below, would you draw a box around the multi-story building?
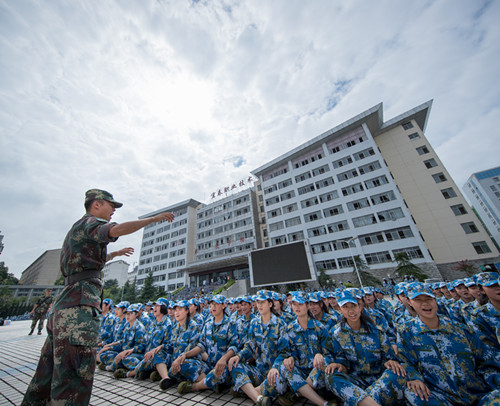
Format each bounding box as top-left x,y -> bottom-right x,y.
253,100 -> 498,280
102,259 -> 130,287
19,249 -> 62,285
137,101 -> 499,291
463,166 -> 500,249
136,199 -> 201,291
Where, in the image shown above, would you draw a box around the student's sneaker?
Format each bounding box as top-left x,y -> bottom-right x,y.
256,395 -> 272,406
159,377 -> 177,390
177,381 -> 193,395
150,371 -> 161,382
278,390 -> 298,406
113,369 -> 128,379
97,363 -> 107,371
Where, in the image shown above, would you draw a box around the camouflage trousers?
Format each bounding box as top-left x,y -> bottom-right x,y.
30,313 -> 47,333
169,358 -> 210,383
326,370 -> 406,406
231,362 -> 284,398
405,387 -> 500,406
21,305 -> 100,406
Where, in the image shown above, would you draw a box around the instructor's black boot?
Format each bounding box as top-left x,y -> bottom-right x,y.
28,329 -> 34,335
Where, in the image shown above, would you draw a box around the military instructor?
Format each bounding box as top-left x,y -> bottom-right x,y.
22,189 -> 174,405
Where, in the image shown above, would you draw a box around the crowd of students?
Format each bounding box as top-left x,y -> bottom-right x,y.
95,271 -> 500,406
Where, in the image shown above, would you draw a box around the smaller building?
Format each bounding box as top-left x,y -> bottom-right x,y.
6,284 -> 64,304
102,260 -> 130,287
19,249 -> 62,286
463,166 -> 500,249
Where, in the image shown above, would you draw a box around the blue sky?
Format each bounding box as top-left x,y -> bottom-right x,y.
1,0 -> 499,278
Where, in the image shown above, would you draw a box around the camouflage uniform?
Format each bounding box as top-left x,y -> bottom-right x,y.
133,315 -> 171,375
30,295 -> 53,334
324,320 -> 406,406
469,302 -> 500,351
98,311 -> 117,345
22,211 -> 118,406
398,315 -> 500,405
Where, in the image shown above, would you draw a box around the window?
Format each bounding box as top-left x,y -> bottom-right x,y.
377,207 -> 404,222
295,172 -> 312,183
265,196 -> 280,206
359,232 -> 385,246
441,188 -> 457,199
283,203 -> 298,213
432,172 -> 447,183
278,179 -> 293,189
353,148 -> 375,161
337,169 -> 359,182
424,158 -> 438,169
312,165 -> 330,176
461,222 -> 479,234
408,132 -> 420,141
365,251 -> 392,265
332,240 -> 349,250
450,204 -> 467,216
288,231 -> 304,241
416,146 -> 430,155
327,220 -> 349,233
332,156 -> 353,169
347,198 -> 370,211
305,211 -> 322,222
385,226 -> 414,241
307,226 -> 327,238
285,217 -> 302,227
315,260 -> 337,271
472,241 -> 491,254
269,221 -> 284,231
319,191 -> 339,203
352,214 -> 378,228
393,247 -> 424,259
298,183 -> 316,195
312,243 -> 332,254
272,236 -> 287,245
338,256 -> 354,269
280,191 -> 295,201
364,175 -> 389,189
264,184 -> 278,194
323,205 -> 344,217
342,183 -> 364,196
315,177 -> 335,190
402,122 -> 414,130
358,161 -> 382,175
268,208 -> 282,218
301,197 -> 319,209
370,191 -> 396,205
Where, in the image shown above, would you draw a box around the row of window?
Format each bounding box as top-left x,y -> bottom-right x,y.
194,243 -> 255,261
197,196 -> 251,219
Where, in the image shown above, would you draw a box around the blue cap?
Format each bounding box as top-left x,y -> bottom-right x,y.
126,303 -> 141,312
406,282 -> 435,300
395,283 -> 407,296
308,292 -> 322,303
271,291 -> 282,301
188,298 -> 198,306
476,271 -> 499,287
363,287 -> 375,295
452,279 -> 465,289
337,291 -> 359,307
103,298 -> 113,306
290,292 -> 309,304
174,300 -> 190,308
154,298 -> 169,307
209,295 -> 227,304
116,301 -> 130,309
255,290 -> 273,301
146,301 -> 153,306
463,277 -> 476,287
240,296 -> 252,304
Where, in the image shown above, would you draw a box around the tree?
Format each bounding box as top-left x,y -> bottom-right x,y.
393,253 -> 428,281
0,262 -> 18,285
102,279 -> 120,302
318,269 -> 334,289
352,255 -> 381,287
139,272 -> 157,303
122,279 -> 137,303
452,259 -> 477,277
54,275 -> 65,286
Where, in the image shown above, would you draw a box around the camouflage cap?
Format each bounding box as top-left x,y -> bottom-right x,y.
476,271 -> 499,287
85,189 -> 123,208
290,291 -> 309,304
406,282 -> 435,300
209,295 -> 227,304
337,291 -> 359,307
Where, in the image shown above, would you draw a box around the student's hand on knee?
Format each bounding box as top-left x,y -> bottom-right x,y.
267,368 -> 279,386
283,357 -> 294,372
325,363 -> 346,374
384,360 -> 406,377
313,353 -> 325,370
228,355 -> 239,371
407,379 -> 430,401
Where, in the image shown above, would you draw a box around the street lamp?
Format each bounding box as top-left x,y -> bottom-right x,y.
344,236 -> 364,289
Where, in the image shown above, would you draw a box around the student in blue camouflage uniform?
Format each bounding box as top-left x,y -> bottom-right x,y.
460,277 -> 485,324
189,298 -> 205,328
272,291 -> 295,325
399,282 -> 500,405
22,189 -> 174,406
97,301 -> 129,362
235,296 -> 256,349
469,271 -> 500,351
308,292 -> 339,329
118,298 -> 171,379
98,298 -> 116,346
177,295 -> 239,394
447,279 -> 475,325
98,303 -> 146,376
324,291 -> 406,406
153,300 -> 202,390
228,290 -> 288,406
137,303 -> 152,330
271,292 -> 336,406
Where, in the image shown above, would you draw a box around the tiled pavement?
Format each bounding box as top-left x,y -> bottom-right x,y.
0,320 -> 316,405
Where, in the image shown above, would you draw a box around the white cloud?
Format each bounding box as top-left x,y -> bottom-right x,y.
1,0 -> 499,277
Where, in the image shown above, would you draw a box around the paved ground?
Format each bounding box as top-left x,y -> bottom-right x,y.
0,320 -> 316,406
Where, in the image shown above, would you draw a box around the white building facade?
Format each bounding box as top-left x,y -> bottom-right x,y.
463,166 -> 500,249
102,260 -> 130,287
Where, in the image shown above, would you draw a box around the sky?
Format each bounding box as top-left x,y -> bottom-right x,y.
1,0 -> 499,279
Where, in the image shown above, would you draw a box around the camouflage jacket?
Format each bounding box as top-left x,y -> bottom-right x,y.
34,295 -> 53,315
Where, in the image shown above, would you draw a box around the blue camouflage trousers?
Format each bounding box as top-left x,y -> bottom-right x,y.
21,305 -> 100,406
107,353 -> 143,371
405,387 -> 500,406
230,363 -> 265,392
279,364 -> 324,394
169,358 -> 210,383
326,369 -> 406,406
204,363 -> 232,389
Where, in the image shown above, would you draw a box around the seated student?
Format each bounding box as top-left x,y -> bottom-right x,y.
398,282 -> 500,406
268,291 -> 337,406
97,301 -> 129,363
228,290 -> 288,406
324,291 -> 406,406
98,303 -> 146,376
98,298 -> 117,347
189,298 -> 205,328
272,291 -> 295,325
447,279 -> 476,325
469,271 -> 500,351
308,292 -> 339,329
119,298 -> 171,379
176,295 -> 239,394
235,296 -> 256,349
153,300 -> 201,390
